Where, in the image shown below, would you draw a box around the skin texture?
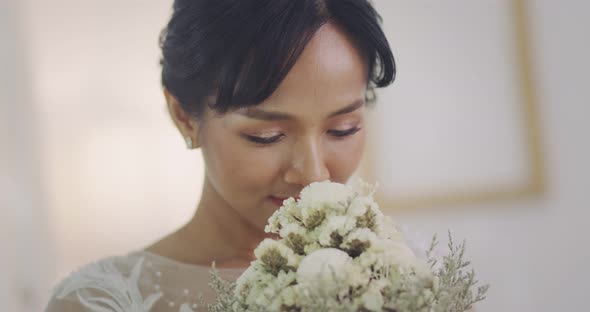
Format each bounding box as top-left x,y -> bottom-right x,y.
147,23 -> 370,268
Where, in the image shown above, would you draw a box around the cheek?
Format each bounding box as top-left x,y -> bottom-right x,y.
205,137 -> 283,195
325,131 -> 366,183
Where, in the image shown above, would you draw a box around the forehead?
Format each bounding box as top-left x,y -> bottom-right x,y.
248,23 -> 369,118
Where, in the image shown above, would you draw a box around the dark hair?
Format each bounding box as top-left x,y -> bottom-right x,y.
160,0 -> 395,119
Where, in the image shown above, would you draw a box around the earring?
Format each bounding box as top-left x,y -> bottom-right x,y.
185,136 -> 193,149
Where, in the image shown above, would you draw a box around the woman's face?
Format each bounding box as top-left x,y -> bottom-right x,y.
197,23 -> 369,230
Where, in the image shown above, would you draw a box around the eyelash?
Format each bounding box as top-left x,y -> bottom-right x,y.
244,127 -> 362,146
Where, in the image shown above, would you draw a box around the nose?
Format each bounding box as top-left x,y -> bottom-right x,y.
284,137 -> 330,186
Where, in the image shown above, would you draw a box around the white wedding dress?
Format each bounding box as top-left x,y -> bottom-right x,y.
44,226 -> 431,312
45,250 -> 246,312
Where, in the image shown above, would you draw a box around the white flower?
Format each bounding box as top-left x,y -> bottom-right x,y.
296,248 -> 351,294
355,250 -> 380,269
370,239 -> 433,281
254,239 -> 299,273
234,263 -> 270,302
278,287 -> 298,308
339,262 -> 370,292
303,241 -> 321,255
318,215 -> 356,247
240,269 -> 276,307
266,273 -> 304,310
269,270 -> 297,291
299,181 -> 352,208
265,217 -> 281,234
348,195 -> 371,217
344,228 -> 378,245
255,270 -> 298,309
279,222 -> 306,239
235,265 -> 256,290
265,198 -> 301,234
361,282 -> 385,311
300,204 -> 327,229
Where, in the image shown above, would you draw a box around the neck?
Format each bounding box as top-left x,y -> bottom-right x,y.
182,178 -> 270,265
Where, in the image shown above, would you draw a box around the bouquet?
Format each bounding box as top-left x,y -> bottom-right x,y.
206,181 -> 488,312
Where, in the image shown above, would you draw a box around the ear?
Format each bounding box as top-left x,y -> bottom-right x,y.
163,88 -> 201,149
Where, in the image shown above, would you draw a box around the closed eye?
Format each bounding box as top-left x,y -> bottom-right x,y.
327,127 -> 362,138
242,126 -> 361,146
243,134 -> 285,145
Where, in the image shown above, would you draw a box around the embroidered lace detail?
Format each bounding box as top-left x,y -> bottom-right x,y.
48,251 -> 246,312
53,257 -> 171,312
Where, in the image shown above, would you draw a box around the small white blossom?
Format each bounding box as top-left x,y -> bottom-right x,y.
254,239 -> 299,270
300,204 -> 326,229
279,222 -> 307,240
268,285 -> 301,310
361,282 -> 385,311
303,241 -> 321,255
318,215 -> 356,247
265,198 -> 301,234
234,265 -> 256,295
343,228 -> 378,247
348,195 -> 372,217
340,262 -> 370,290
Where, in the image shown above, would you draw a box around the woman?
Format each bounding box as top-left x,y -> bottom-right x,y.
46,0 -> 395,311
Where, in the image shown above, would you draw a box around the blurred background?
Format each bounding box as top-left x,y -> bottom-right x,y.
0,0 -> 588,311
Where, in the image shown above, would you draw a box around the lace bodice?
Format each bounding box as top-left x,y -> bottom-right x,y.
45,251 -> 246,312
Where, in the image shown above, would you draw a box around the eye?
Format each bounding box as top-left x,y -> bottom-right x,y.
242,133 -> 285,145
327,127 -> 362,138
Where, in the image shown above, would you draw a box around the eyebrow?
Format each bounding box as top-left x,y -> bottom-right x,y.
239,99 -> 365,121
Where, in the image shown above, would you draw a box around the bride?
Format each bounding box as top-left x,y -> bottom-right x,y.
45,0 -> 395,311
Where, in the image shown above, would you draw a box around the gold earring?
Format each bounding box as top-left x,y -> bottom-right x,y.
185,136 -> 193,149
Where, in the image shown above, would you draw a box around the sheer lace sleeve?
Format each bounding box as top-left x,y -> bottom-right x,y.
45,252 -> 245,312
45,256 -> 164,312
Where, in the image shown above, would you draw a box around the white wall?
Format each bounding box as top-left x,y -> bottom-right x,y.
20,0 -> 202,292
0,0 -> 53,311
385,1 -> 590,310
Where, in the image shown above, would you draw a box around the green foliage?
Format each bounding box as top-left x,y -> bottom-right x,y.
426,231 -> 490,312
